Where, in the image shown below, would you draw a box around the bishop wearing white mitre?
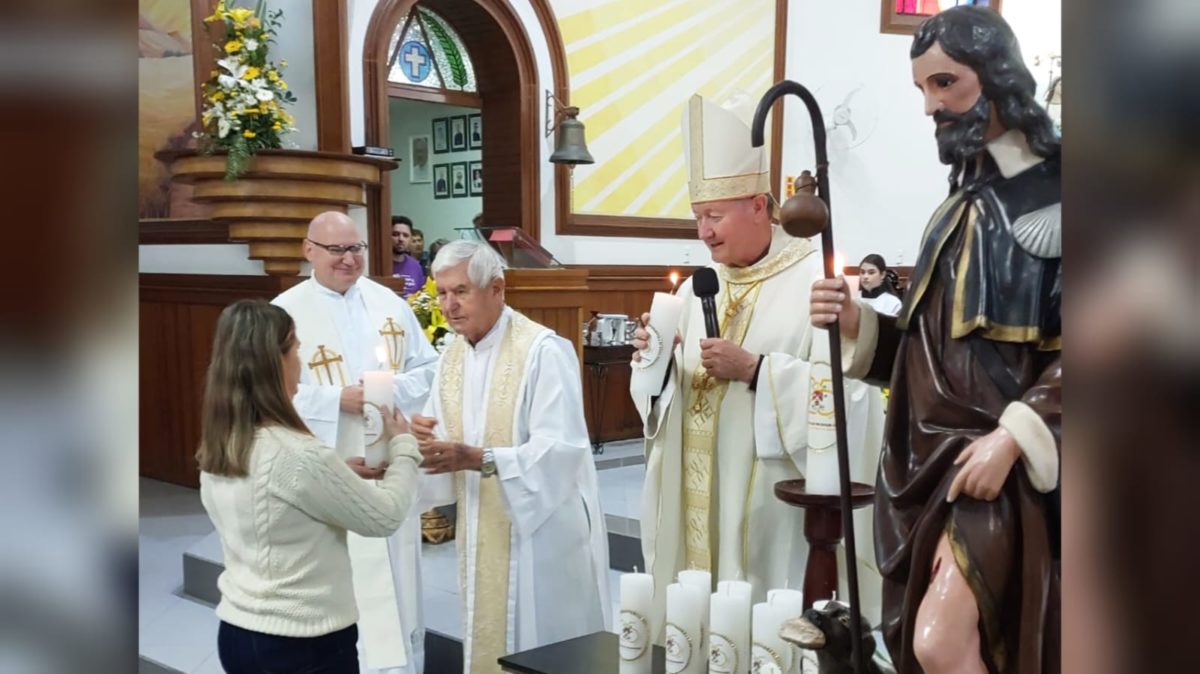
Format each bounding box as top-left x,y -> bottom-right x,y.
273,211 -> 439,673
632,95 -> 886,635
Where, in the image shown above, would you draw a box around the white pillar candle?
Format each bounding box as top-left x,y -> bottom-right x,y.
362,369 -> 393,469
752,602 -> 793,674
709,584 -> 751,674
665,582 -> 704,674
618,572 -> 655,669
630,292 -> 685,398
767,589 -> 805,619
806,447 -> 840,495
677,570 -> 712,661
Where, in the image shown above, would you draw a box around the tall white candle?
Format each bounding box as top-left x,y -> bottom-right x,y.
677,570 -> 711,662
618,571 -> 655,670
752,602 -> 793,674
768,588 -> 805,619
709,585 -> 751,674
665,582 -> 704,674
363,367 -> 393,469
630,292 -> 685,398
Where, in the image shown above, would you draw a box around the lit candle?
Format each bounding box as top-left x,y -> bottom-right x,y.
669,270 -> 681,295
362,345 -> 393,469
677,569 -> 711,658
665,582 -> 704,674
752,601 -> 793,674
630,292 -> 684,398
709,584 -> 751,674
618,569 -> 655,671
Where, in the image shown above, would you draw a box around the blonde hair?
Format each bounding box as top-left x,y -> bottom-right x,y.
196,300 -> 311,477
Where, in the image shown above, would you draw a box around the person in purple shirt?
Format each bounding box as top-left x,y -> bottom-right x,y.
391,216 -> 426,297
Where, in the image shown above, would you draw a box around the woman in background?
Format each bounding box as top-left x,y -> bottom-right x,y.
197,300 -> 421,674
859,253 -> 904,316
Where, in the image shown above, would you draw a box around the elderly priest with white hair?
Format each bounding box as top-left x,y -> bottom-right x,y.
411,239 -> 610,673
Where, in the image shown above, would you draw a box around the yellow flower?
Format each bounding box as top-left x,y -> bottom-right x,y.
223,40 -> 242,54
266,70 -> 279,81
249,18 -> 261,28
242,67 -> 260,80
278,80 -> 288,90
228,8 -> 254,24
243,130 -> 257,138
273,122 -> 283,131
210,91 -> 225,102
204,1 -> 227,23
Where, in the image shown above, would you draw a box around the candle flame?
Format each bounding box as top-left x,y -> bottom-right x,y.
834,252 -> 845,277
669,271 -> 680,286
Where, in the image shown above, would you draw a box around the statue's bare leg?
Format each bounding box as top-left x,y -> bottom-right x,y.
912,531 -> 987,674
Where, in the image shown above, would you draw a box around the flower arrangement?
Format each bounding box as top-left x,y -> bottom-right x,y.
408,277 -> 452,350
197,1 -> 297,179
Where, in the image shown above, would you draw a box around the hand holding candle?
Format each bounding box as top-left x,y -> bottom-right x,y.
362,345 -> 394,469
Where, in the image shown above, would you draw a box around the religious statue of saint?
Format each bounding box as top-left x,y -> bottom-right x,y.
811,7 -> 1061,673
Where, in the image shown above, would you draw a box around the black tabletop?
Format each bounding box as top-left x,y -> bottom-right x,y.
498,631 -> 666,674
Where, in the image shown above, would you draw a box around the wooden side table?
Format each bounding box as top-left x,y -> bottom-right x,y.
774,479 -> 875,608
582,344 -> 637,454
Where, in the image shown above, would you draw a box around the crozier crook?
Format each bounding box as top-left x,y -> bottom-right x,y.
751,81 -> 868,674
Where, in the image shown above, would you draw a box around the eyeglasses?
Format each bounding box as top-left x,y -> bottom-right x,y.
307,239 -> 368,256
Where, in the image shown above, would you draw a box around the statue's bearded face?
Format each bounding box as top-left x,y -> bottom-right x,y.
912,42 -> 1002,165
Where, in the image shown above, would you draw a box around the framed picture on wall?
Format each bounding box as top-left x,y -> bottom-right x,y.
468,113 -> 482,150
450,162 -> 468,198
468,160 -> 482,196
433,164 -> 450,199
409,134 -> 432,184
881,0 -> 1001,35
432,118 -> 449,154
449,115 -> 468,152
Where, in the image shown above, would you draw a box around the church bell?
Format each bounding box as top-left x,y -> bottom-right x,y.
549,107 -> 595,165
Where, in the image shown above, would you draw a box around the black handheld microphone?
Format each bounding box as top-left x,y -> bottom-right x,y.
692,267 -> 720,338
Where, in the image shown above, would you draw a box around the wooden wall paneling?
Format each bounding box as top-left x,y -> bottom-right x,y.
313,0 -> 352,152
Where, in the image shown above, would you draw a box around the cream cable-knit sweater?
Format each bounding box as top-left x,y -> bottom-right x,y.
200,425 -> 421,637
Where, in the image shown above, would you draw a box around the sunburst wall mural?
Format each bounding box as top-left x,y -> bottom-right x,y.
553,0 -> 777,220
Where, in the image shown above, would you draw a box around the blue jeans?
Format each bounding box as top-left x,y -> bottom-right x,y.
218,621 -> 359,673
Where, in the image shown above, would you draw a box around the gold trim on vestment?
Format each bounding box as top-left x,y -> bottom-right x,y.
898,199 -> 969,331
719,238 -> 814,285
378,317 -> 406,371
307,344 -> 348,386
440,312 -> 543,673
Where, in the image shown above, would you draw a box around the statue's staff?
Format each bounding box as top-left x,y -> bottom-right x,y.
751,81 -> 867,674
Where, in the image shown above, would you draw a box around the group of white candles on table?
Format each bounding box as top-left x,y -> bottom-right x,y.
632,270 -> 852,497
620,568 -> 829,674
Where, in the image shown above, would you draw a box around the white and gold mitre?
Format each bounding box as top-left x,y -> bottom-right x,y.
682,92 -> 770,205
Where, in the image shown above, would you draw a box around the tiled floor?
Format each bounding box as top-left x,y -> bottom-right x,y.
139,447 -> 646,672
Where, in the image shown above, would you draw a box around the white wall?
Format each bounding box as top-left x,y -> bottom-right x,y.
273,0 -> 318,151
388,98 -> 482,245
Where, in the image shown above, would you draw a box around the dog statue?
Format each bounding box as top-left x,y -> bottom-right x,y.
780,601 -> 893,674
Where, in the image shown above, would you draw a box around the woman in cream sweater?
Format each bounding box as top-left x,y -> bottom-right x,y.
196,300 -> 421,673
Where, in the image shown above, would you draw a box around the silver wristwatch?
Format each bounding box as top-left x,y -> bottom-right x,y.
481,448 -> 497,478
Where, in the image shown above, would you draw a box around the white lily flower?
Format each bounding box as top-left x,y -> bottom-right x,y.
255,89 -> 275,102
244,39 -> 259,51
217,58 -> 246,78
218,118 -> 231,139
218,74 -> 238,89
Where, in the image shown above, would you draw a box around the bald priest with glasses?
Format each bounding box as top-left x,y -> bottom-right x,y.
272,211 -> 440,674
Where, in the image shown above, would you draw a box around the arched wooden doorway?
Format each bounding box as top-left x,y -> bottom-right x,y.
363,0 -> 569,275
